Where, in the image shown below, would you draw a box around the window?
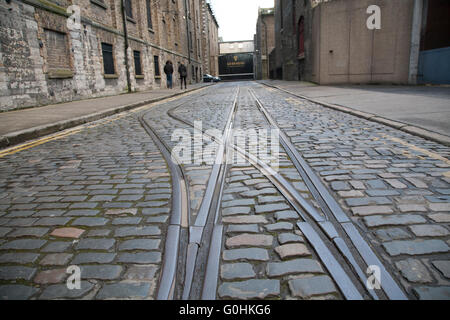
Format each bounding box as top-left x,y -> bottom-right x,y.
298,17 -> 305,57
44,29 -> 70,70
101,43 -> 115,75
154,55 -> 160,77
125,0 -> 133,19
146,0 -> 153,29
134,51 -> 142,75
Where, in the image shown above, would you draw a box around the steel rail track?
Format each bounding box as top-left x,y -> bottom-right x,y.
167,87 -> 364,299
139,85 -> 239,300
181,87 -> 240,299
249,87 -> 408,300
139,103 -> 193,300
160,84 -> 408,300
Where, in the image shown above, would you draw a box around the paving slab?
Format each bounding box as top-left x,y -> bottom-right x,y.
262,80 -> 450,145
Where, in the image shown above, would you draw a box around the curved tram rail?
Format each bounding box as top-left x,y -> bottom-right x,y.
139,108 -> 191,300
164,84 -> 408,300
138,87 -> 239,300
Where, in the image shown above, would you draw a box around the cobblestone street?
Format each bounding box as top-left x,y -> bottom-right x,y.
0,82 -> 449,300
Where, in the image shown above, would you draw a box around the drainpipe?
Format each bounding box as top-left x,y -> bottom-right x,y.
262,18 -> 269,79
121,0 -> 132,93
408,0 -> 424,85
207,6 -> 211,75
184,0 -> 191,64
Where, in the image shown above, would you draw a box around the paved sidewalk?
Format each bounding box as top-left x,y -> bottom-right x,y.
261,80 -> 450,145
0,83 -> 211,148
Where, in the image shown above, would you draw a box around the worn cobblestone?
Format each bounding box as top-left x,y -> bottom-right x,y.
1,83 -> 449,300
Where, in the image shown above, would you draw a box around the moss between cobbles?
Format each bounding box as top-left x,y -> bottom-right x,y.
0,278 -> 35,287
280,281 -> 291,299
0,258 -> 37,268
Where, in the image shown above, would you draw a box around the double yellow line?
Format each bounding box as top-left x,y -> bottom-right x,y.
0,86 -> 207,159
0,129 -> 82,158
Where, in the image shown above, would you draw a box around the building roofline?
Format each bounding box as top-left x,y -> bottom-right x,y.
258,7 -> 275,16
219,40 -> 254,44
219,52 -> 254,56
206,3 -> 219,28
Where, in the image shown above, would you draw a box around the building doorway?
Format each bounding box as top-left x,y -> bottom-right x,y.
418,0 -> 450,84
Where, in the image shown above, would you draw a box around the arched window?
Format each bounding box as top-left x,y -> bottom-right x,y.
298,17 -> 305,57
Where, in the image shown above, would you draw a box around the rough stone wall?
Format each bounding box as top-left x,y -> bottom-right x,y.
255,15 -> 263,80
0,0 -> 214,111
200,1 -> 218,77
272,0 -> 315,81
200,0 -> 209,75
0,1 -> 48,110
273,0 -> 283,79
255,10 -> 275,80
207,5 -> 219,77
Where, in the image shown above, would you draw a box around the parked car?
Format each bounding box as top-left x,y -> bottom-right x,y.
203,74 -> 221,83
203,74 -> 215,82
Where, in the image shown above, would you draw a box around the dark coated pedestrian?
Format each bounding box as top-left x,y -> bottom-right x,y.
178,62 -> 187,90
164,61 -> 174,89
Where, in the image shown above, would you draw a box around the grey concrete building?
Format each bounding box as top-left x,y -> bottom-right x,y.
271,0 -> 450,85
254,7 -> 275,80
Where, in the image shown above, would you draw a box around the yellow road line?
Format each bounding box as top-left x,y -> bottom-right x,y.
0,130 -> 82,158
0,86 -> 207,158
383,134 -> 450,165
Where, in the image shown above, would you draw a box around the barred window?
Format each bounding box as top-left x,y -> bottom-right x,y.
125,0 -> 133,19
146,0 -> 153,29
101,43 -> 115,75
134,50 -> 142,75
44,29 -> 70,69
154,55 -> 160,76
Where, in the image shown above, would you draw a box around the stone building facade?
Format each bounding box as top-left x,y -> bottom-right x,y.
219,41 -> 254,55
254,7 -> 275,80
0,0 -> 219,111
271,0 -> 441,85
201,2 -> 219,77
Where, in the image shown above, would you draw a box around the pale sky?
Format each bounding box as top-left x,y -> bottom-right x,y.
209,0 -> 275,41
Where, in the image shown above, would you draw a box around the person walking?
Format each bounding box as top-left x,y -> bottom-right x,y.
164,61 -> 174,89
178,62 -> 187,90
